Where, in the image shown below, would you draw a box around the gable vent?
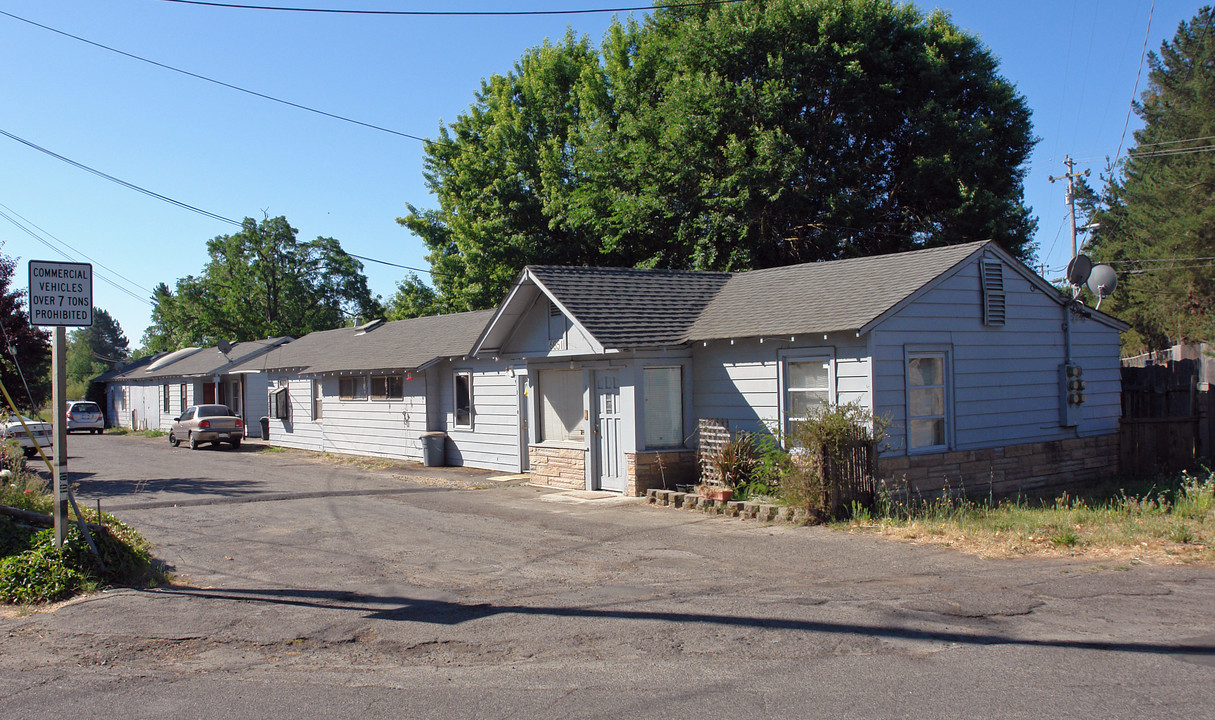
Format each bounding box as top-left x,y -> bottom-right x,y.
549,301 -> 562,317
980,261 -> 1006,326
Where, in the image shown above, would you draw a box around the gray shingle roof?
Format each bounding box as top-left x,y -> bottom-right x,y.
523,242 -> 987,348
226,310 -> 496,375
528,266 -> 731,348
133,338 -> 291,380
686,241 -> 988,340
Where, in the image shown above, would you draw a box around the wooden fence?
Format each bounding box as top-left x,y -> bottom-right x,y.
1119,359 -> 1212,475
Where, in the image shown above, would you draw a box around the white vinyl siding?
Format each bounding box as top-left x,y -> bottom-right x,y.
439,361 -> 520,471
643,366 -> 682,449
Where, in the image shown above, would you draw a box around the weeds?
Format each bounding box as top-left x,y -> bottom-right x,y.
837,467 -> 1215,564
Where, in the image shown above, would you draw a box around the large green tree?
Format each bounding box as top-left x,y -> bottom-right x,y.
66,307 -> 129,398
1089,7 -> 1215,352
0,243 -> 51,411
142,216 -> 382,350
400,0 -> 1037,311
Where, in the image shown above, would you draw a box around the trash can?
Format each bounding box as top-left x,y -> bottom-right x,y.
421,431 -> 446,467
259,416 -> 270,441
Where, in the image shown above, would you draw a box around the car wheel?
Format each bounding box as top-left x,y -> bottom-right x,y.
229,439 -> 241,450
189,433 -> 199,450
170,432 -> 179,447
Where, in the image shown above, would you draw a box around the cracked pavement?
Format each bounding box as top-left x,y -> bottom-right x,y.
1,434 -> 1213,719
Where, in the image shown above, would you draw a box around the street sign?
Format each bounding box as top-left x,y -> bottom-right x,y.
27,260 -> 93,327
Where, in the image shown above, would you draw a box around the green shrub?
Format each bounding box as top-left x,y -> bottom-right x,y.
779,403 -> 884,521
0,536 -> 86,603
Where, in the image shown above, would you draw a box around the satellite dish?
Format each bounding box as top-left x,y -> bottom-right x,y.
1066,254 -> 1093,286
1087,264 -> 1118,298
217,340 -> 232,354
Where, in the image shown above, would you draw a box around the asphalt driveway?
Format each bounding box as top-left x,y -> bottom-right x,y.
2,433 -> 1213,719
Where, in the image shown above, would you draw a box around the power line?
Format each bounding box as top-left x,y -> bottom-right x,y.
0,10 -> 427,142
1114,0 -> 1155,164
0,127 -> 243,226
0,206 -> 153,307
0,200 -> 154,298
157,0 -> 745,16
346,252 -> 450,278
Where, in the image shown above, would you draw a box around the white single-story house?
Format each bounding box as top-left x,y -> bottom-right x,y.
222,310 -> 517,468
107,338 -> 290,436
470,240 -> 1127,496
110,241 -> 1127,498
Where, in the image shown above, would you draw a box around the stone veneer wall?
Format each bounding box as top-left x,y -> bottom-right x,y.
877,434 -> 1120,500
528,444 -> 587,490
626,450 -> 698,496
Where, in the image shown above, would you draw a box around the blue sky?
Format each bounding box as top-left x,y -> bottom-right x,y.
0,0 -> 1198,347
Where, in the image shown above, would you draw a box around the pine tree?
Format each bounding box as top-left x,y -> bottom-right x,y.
1090,7 -> 1215,351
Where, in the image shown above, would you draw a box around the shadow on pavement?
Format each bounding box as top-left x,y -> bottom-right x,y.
146,586 -> 1215,658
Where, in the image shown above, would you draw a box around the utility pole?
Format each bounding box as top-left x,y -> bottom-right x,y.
1048,155 -> 1091,261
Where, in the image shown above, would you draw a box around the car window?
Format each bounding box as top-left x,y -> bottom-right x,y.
74,403 -> 100,413
198,405 -> 232,418
181,408 -> 196,421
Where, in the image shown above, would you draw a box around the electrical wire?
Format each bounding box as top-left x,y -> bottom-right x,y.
0,127 -> 243,227
0,10 -> 426,142
157,0 -> 745,16
0,200 -> 154,298
1114,0 -> 1155,164
0,206 -> 153,306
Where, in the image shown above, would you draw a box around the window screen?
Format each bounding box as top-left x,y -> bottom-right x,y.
538,369 -> 584,443
644,366 -> 682,448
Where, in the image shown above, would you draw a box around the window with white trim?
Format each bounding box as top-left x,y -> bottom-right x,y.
454,371 -> 473,428
785,356 -> 831,439
644,366 -> 683,448
162,385 -> 170,413
339,376 -> 368,400
179,384 -> 187,412
538,369 -> 584,444
312,379 -> 323,421
907,353 -> 948,451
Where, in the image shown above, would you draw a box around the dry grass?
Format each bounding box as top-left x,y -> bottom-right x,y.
837,468 -> 1215,566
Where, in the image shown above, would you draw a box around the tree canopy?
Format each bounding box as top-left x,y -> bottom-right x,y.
0,243 -> 51,411
66,308 -> 129,399
399,0 -> 1037,312
142,216 -> 382,351
1088,7 -> 1215,352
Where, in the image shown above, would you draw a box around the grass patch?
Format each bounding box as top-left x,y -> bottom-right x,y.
259,446 -> 288,454
1,472 -> 166,605
834,467 -> 1215,565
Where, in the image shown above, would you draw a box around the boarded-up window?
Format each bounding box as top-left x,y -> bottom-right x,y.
339,376 -> 368,400
454,371 -> 473,428
538,369 -> 584,443
981,261 -> 1006,326
907,354 -> 947,451
644,366 -> 683,448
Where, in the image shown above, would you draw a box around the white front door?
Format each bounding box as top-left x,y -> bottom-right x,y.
594,371 -> 626,492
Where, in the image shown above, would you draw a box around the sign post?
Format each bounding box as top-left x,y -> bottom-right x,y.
28,260 -> 92,548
